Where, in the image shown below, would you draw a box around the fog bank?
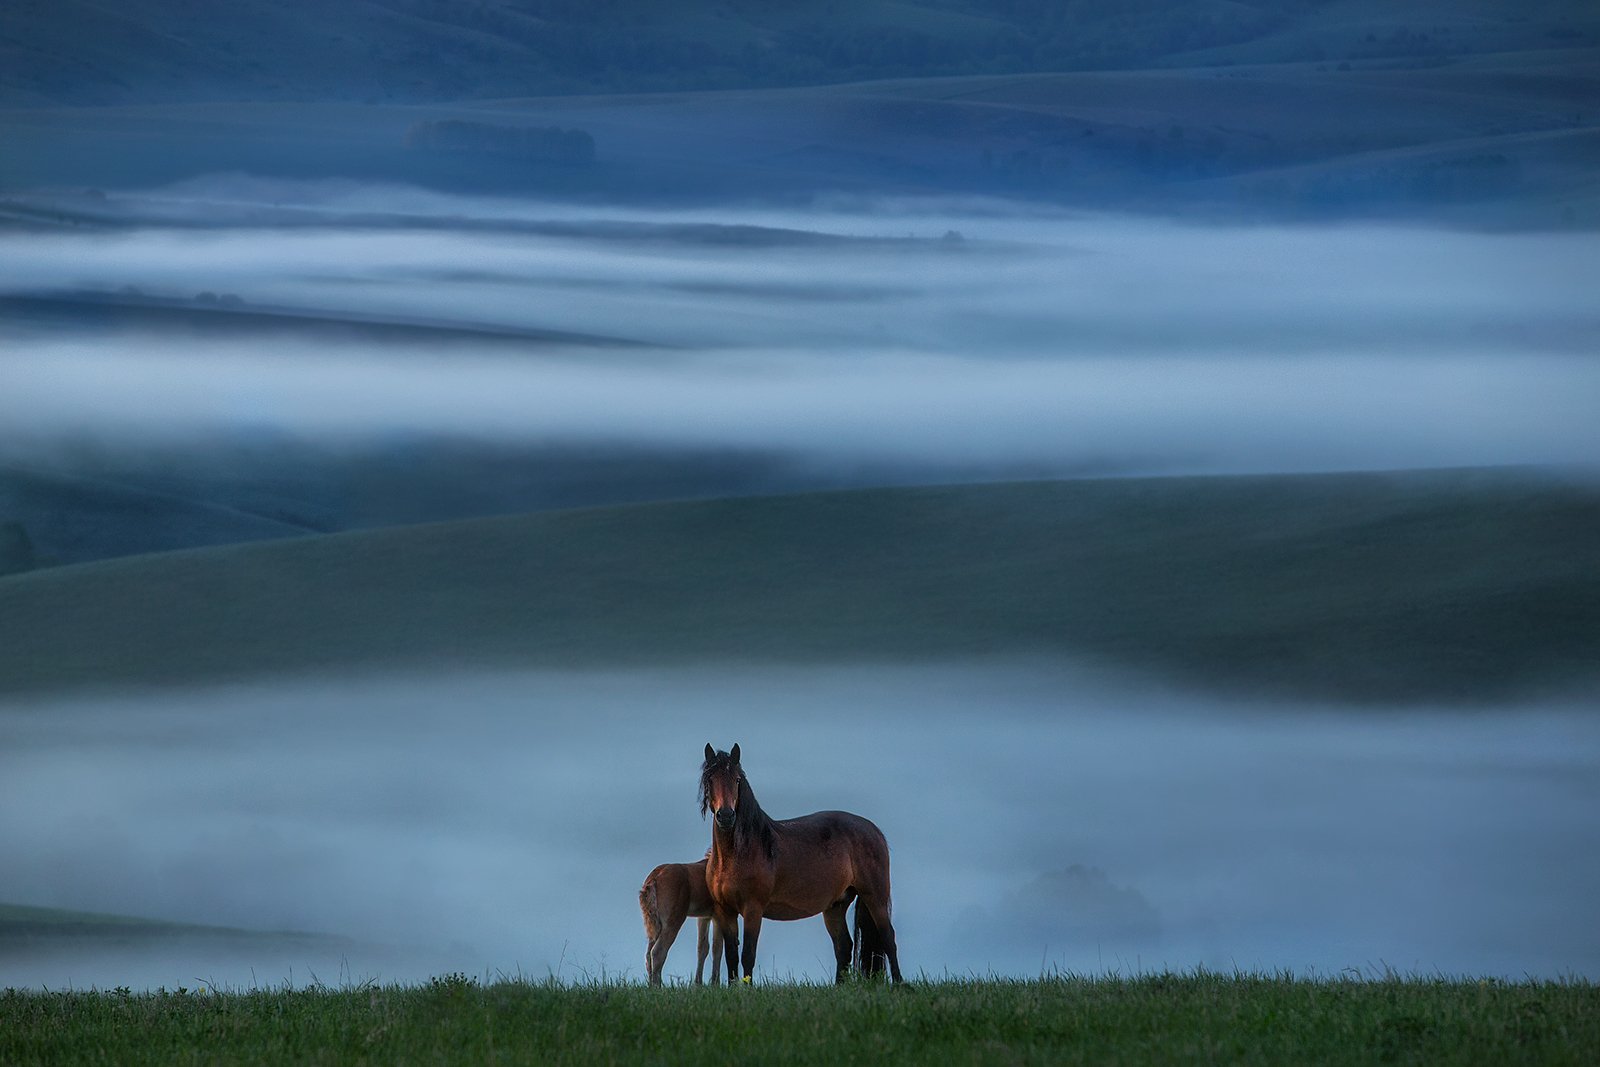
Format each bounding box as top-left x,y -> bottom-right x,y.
4,192 -> 1598,479
3,664 -> 1596,989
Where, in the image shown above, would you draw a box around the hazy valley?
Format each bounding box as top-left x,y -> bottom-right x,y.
1,0 -> 1597,999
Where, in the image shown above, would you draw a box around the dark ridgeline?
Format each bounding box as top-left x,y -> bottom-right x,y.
699,743 -> 903,984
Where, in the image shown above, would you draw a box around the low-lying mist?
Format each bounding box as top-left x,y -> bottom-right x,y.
2,663 -> 1596,990
4,185 -> 1598,480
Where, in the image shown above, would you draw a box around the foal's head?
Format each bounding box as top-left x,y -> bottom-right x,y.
699,742 -> 743,832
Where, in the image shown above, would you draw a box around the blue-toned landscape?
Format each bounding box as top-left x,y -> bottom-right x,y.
1,11 -> 1596,1060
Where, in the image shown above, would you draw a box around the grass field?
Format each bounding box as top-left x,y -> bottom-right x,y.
2,974 -> 1595,1066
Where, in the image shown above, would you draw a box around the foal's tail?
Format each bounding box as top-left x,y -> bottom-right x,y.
639,879 -> 662,944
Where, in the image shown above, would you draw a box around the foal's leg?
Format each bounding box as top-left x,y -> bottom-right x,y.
823,901 -> 853,983
693,917 -> 710,985
649,912 -> 687,987
739,907 -> 763,984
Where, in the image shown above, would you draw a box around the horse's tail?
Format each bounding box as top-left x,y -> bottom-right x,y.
851,900 -> 862,973
639,878 -> 662,944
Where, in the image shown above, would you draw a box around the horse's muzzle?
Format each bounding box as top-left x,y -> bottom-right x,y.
715,808 -> 736,830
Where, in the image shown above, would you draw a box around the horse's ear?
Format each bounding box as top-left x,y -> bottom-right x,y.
705,742 -> 716,762
730,743 -> 740,763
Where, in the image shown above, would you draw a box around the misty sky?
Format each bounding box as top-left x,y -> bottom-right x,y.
4,183 -> 1598,478
2,664 -> 1597,990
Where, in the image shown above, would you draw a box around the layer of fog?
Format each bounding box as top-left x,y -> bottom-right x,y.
3,663 -> 1597,990
7,341 -> 1598,474
4,186 -> 1598,478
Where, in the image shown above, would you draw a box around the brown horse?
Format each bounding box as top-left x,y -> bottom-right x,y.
639,858 -> 723,986
700,742 -> 903,984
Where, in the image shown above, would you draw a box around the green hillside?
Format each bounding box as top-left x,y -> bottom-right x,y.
2,470 -> 1596,704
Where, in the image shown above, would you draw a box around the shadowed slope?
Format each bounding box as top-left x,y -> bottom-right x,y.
4,0 -> 1595,107
0,903 -> 347,953
1,471 -> 1596,704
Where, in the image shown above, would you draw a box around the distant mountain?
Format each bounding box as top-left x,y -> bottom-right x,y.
4,0 -> 1596,106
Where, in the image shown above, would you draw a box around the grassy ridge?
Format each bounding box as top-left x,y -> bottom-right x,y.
2,975 -> 1595,1066
2,470 -> 1597,704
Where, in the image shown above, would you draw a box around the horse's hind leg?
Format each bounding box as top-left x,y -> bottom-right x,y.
854,899 -> 879,976
858,893 -> 903,983
823,899 -> 853,983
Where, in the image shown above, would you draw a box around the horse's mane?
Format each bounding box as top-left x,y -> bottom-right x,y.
699,748 -> 775,860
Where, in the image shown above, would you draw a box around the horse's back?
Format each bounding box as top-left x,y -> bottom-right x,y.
775,810 -> 892,884
778,809 -> 888,849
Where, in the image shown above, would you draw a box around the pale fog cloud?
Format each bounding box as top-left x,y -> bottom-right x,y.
4,340 -> 1598,474
2,192 -> 1595,477
1,214 -> 1593,352
0,664 -> 1596,990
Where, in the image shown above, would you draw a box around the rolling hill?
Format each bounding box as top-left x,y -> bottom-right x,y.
3,0 -> 1595,107
2,469 -> 1596,704
3,44 -> 1594,223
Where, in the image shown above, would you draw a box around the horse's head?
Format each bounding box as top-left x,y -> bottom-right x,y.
700,742 -> 743,831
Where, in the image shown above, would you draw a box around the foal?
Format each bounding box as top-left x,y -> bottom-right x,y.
700,742 -> 903,984
639,858 -> 723,986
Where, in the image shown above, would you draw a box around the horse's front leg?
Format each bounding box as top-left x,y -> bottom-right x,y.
715,907 -> 740,986
739,908 -> 763,984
